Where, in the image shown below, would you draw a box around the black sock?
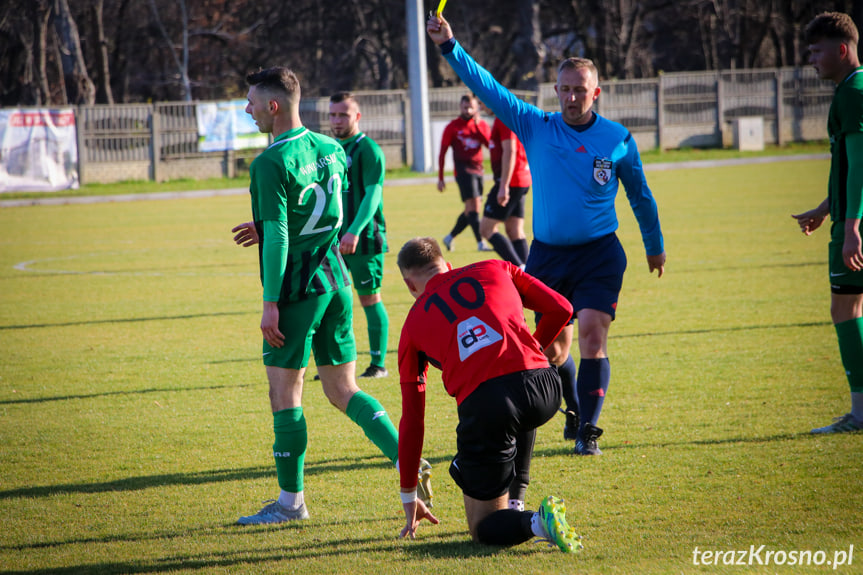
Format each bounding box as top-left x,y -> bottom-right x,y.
450,213 -> 469,237
467,211 -> 482,242
489,232 -> 523,265
512,238 -> 529,263
558,354 -> 578,414
509,428 -> 535,502
476,509 -> 535,546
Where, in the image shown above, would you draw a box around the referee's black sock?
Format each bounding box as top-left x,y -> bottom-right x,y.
475,509 -> 535,546
450,212 -> 469,237
488,232 -> 523,266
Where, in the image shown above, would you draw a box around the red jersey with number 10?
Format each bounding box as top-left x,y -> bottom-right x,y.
397,259 -> 571,491
398,259 -> 571,403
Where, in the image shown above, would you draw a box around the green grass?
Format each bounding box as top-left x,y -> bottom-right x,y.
1,156 -> 861,574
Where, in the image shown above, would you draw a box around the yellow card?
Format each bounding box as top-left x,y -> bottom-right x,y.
436,0 -> 448,16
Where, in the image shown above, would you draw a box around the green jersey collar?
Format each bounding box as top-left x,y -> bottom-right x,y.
339,132 -> 366,145
841,67 -> 863,84
269,126 -> 309,148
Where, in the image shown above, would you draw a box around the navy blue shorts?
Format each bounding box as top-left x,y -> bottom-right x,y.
525,233 -> 627,322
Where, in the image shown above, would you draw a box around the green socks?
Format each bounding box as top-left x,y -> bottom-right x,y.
346,390 -> 399,464
272,395 -> 397,494
836,317 -> 863,393
272,407 -> 307,493
363,301 -> 389,368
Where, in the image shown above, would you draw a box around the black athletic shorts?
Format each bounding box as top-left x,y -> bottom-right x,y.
455,171 -> 484,201
449,366 -> 561,501
483,183 -> 528,221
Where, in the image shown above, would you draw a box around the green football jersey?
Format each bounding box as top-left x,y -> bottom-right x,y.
249,127 -> 351,303
339,132 -> 388,255
828,67 -> 863,223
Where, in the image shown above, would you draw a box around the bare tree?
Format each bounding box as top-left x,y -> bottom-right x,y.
512,0 -> 544,89
53,0 -> 95,104
2,0 -> 855,105
147,0 -> 192,100
91,0 -> 113,104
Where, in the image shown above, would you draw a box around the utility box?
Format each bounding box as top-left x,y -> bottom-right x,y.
734,117 -> 765,151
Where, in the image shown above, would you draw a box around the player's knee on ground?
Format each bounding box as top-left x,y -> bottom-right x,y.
475,509 -> 535,546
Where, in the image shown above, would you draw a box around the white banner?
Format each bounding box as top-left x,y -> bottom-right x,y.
0,108 -> 79,193
196,99 -> 268,152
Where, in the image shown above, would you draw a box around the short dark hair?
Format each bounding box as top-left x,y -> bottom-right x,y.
397,237 -> 443,272
557,57 -> 599,80
329,91 -> 356,105
246,67 -> 301,98
460,93 -> 477,104
805,12 -> 859,46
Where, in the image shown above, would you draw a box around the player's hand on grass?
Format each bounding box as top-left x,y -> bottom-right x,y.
261,302 -> 285,348
437,180 -> 446,192
426,13 -> 453,45
232,222 -> 259,247
647,252 -> 666,278
399,498 -> 439,540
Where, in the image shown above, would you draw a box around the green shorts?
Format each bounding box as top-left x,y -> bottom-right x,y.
829,222 -> 863,294
263,286 -> 357,369
342,252 -> 385,295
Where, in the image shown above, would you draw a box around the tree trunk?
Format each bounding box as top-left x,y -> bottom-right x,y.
512,0 -> 544,90
51,24 -> 69,104
53,0 -> 95,104
147,0 -> 191,101
91,0 -> 113,104
33,0 -> 53,105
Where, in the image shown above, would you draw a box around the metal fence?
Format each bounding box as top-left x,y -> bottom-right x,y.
64,66 -> 834,184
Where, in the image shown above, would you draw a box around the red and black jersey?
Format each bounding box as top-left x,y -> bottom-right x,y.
437,116 -> 491,180
398,259 -> 572,490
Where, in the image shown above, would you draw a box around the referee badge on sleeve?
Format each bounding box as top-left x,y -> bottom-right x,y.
593,158 -> 612,186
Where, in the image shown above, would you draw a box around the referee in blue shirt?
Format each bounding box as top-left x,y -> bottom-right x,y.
427,13 -> 666,456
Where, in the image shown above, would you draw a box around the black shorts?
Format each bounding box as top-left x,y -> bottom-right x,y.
449,366 -> 561,501
483,183 -> 528,221
455,171 -> 484,202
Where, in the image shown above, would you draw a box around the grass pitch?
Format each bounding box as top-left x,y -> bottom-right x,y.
1,157 -> 861,574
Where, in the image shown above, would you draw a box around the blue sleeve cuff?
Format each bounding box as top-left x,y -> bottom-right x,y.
440,38 -> 456,55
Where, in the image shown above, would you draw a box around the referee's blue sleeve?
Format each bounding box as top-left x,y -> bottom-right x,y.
619,137 -> 664,255
442,40 -> 539,140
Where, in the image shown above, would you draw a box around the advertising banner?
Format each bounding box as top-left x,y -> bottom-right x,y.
0,108 -> 79,192
196,100 -> 268,152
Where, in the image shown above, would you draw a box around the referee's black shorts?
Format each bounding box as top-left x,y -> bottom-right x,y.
449,366 -> 561,501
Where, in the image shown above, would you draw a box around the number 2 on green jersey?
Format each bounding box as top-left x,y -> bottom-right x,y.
298,174 -> 343,236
